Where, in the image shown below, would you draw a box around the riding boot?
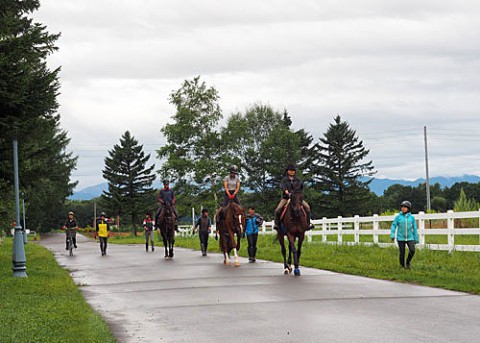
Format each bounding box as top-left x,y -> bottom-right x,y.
152,245 -> 155,252
248,247 -> 253,262
273,211 -> 281,231
252,247 -> 257,262
201,243 -> 206,256
146,243 -> 149,252
73,237 -> 77,248
306,212 -> 314,231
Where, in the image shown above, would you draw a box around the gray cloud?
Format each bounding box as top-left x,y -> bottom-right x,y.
34,0 -> 480,189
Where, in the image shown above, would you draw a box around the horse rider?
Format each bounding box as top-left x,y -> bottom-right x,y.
156,179 -> 179,231
217,165 -> 241,221
273,164 -> 315,231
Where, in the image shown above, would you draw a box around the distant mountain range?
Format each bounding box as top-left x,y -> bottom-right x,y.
69,175 -> 480,200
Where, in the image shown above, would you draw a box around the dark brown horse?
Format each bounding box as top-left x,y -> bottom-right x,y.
278,191 -> 307,276
157,202 -> 176,258
216,201 -> 246,266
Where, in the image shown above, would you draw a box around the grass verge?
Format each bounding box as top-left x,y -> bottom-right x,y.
109,232 -> 480,294
0,238 -> 115,343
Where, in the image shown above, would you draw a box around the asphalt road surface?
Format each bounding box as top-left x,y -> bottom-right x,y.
39,233 -> 480,342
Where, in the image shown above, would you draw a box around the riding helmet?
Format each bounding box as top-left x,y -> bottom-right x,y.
99,211 -> 106,217
286,164 -> 296,171
229,165 -> 239,174
400,200 -> 411,209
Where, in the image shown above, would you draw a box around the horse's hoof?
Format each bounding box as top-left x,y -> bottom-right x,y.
234,262 -> 240,267
288,266 -> 293,273
284,268 -> 289,275
294,268 -> 301,276
224,260 -> 230,265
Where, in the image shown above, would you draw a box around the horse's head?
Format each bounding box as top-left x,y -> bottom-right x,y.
164,202 -> 173,217
230,202 -> 246,234
290,191 -> 304,218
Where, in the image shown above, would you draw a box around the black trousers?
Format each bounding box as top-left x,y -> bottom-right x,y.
247,233 -> 258,258
397,240 -> 415,267
199,231 -> 209,251
99,237 -> 108,255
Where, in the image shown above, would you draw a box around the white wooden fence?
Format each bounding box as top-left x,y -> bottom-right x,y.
180,210 -> 480,253
258,210 -> 480,253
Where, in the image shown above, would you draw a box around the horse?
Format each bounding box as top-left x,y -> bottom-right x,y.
216,201 -> 246,266
278,191 -> 308,276
156,202 -> 176,258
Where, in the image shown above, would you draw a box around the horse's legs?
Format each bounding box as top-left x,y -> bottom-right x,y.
230,232 -> 240,267
278,234 -> 289,274
162,232 -> 168,258
289,236 -> 301,276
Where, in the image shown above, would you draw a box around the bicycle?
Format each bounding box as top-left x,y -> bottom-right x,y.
62,226 -> 76,256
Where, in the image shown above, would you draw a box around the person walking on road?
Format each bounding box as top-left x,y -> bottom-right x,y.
96,212 -> 111,256
143,212 -> 155,252
193,208 -> 212,256
63,211 -> 78,250
391,200 -> 419,269
245,206 -> 263,263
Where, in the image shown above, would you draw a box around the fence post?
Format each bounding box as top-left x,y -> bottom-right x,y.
418,211 -> 425,247
373,214 -> 379,244
337,216 -> 343,244
322,217 -> 327,243
354,215 -> 360,244
447,210 -> 454,253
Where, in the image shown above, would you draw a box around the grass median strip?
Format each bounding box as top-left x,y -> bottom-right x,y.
0,239 -> 115,343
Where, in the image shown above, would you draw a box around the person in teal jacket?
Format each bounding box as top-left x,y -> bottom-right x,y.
245,206 -> 263,263
390,200 -> 419,269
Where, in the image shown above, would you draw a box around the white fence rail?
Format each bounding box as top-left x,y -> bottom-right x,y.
258,210 -> 480,253
179,210 -> 480,253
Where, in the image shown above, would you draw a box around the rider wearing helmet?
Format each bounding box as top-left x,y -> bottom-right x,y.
222,165 -> 241,206
390,200 -> 418,269
273,164 -> 314,231
96,211 -> 111,256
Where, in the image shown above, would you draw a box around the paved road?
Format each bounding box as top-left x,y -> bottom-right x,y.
39,233 -> 480,342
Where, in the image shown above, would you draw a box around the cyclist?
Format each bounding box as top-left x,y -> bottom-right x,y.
63,211 -> 78,250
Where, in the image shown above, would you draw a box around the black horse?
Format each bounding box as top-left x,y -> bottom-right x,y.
277,191 -> 308,276
156,202 -> 176,258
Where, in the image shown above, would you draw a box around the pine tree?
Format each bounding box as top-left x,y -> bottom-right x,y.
313,115 -> 375,217
102,131 -> 155,234
0,0 -> 77,230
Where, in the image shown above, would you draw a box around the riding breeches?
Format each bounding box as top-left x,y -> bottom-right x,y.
275,199 -> 311,213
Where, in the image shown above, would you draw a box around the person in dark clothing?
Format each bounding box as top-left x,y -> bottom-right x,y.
245,206 -> 263,262
143,212 -> 155,252
96,212 -> 111,256
193,208 -> 212,256
273,164 -> 314,231
156,179 -> 179,231
63,211 -> 78,250
391,200 -> 419,269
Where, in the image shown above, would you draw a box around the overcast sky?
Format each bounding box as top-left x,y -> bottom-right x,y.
34,0 -> 480,190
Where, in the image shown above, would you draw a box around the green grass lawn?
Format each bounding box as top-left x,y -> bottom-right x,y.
0,238 -> 115,343
109,232 -> 480,295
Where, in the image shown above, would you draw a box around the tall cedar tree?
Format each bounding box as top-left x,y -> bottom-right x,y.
313,115 -> 375,217
102,131 -> 155,234
157,76 -> 223,211
0,0 -> 77,231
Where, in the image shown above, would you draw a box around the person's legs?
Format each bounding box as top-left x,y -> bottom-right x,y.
72,233 -> 77,248
397,241 -> 406,267
405,241 -> 416,268
247,234 -> 254,261
199,232 -> 208,255
302,200 -> 314,230
274,199 -> 288,231
251,233 -> 258,262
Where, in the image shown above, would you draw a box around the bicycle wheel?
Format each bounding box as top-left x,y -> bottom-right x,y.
68,238 -> 73,256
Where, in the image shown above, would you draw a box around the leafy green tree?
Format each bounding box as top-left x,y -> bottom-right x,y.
157,76 -> 223,207
312,115 -> 375,217
102,131 -> 155,234
0,0 -> 77,231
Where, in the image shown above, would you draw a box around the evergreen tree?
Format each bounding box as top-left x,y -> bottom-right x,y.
102,131 -> 155,234
313,115 -> 375,217
0,0 -> 77,231
454,188 -> 478,212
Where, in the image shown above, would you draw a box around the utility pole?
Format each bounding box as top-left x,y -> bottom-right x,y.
424,126 -> 431,211
12,139 -> 27,277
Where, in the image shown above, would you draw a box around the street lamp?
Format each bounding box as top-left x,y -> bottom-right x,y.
12,139 -> 27,277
